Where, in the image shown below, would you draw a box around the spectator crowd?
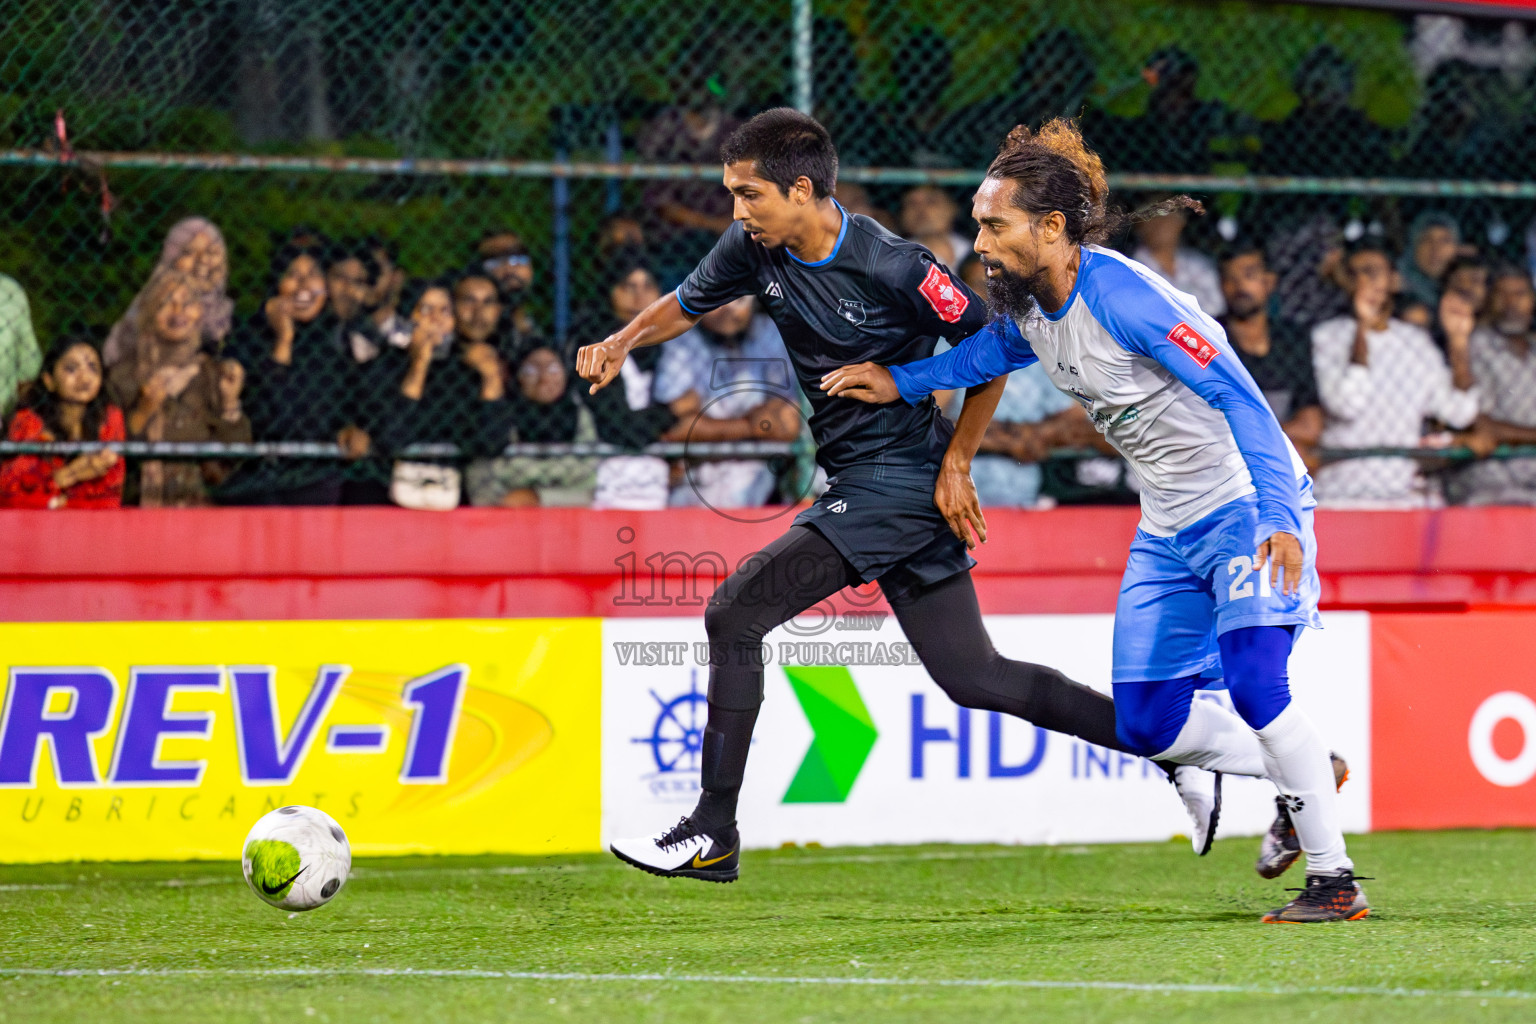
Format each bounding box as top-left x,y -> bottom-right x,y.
4,31 -> 1536,511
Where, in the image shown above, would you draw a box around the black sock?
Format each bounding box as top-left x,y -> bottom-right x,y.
693,703 -> 759,830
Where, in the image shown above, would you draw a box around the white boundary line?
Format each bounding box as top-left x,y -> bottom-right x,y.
0,850 -> 1060,892
0,968 -> 1529,1001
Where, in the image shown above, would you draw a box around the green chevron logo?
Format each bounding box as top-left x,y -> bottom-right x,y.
781,666 -> 878,804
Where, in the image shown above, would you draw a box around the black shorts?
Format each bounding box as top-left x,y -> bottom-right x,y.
793,462 -> 975,590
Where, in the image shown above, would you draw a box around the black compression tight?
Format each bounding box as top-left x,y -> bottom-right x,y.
691,525 -> 1128,830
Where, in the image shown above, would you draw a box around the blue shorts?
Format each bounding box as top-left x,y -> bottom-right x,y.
1111,481 -> 1322,684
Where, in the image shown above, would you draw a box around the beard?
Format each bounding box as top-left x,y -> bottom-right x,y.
1225,294 -> 1265,320
1496,316 -> 1532,338
981,257 -> 1052,322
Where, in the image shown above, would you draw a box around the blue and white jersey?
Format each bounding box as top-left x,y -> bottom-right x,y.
890,245 -> 1309,539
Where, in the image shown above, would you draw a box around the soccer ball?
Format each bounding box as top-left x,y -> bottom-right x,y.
241,805 -> 351,911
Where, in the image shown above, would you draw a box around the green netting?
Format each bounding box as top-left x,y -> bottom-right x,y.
1,0 -> 1534,508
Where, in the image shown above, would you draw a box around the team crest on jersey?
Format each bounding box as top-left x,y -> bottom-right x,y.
1167,321 -> 1219,368
918,264 -> 968,323
837,298 -> 867,326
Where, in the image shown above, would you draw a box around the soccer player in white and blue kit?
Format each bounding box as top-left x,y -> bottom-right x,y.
823,121 -> 1369,923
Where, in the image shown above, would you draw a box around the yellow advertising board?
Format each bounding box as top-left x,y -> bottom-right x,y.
0,619 -> 601,863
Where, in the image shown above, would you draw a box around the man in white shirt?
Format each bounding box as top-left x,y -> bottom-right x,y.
1131,202 -> 1225,316
1311,240 -> 1480,506
1456,266 -> 1536,504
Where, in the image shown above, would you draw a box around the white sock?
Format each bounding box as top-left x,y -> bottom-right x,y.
1255,702 -> 1352,875
1152,697 -> 1268,778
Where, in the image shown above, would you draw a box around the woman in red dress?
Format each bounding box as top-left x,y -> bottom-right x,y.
0,336 -> 125,508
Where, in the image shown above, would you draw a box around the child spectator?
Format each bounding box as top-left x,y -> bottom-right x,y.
104,217 -> 233,367
1312,240 -> 1480,506
0,336 -> 124,509
106,270 -> 250,507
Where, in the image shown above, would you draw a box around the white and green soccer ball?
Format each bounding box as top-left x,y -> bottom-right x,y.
241,805 -> 351,911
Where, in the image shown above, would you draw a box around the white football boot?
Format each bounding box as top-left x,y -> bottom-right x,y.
1172,764 -> 1222,855
610,817 -> 740,883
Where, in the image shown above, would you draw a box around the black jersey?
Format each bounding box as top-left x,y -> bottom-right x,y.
675,207 -> 989,475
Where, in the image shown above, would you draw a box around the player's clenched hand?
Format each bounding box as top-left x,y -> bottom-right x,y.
576,335 -> 631,395
936,459 -> 987,549
820,362 -> 900,404
1255,531 -> 1304,597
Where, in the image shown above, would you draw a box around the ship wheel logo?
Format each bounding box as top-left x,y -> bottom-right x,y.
633,669 -> 709,773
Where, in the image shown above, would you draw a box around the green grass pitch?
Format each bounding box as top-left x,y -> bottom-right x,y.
2,830 -> 1532,1024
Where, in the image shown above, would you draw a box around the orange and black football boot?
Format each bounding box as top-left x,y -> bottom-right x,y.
1262,869 -> 1370,923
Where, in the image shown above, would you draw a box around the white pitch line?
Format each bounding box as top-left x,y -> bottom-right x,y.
0,864 -> 600,892
3,852 -> 1036,892
759,849 -> 1066,867
0,968 -> 1530,1001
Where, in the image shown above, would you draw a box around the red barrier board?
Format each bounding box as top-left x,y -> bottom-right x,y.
2,506 -> 1536,621
1372,612 -> 1536,830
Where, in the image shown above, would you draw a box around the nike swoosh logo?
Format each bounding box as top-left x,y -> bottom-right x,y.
690,847 -> 735,869
260,867 -> 305,896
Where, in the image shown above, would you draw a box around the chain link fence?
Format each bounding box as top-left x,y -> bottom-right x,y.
2,0 -> 1535,508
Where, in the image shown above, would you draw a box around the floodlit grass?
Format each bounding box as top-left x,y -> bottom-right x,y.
2,830 -> 1532,1023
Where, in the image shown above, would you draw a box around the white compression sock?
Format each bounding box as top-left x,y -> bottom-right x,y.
1255,701 -> 1352,875
1153,697 -> 1268,778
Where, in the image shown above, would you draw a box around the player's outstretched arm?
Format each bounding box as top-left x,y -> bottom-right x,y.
575,292 -> 700,395
820,318 -> 1037,405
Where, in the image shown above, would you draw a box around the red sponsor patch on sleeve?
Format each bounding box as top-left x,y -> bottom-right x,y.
1166,321 -> 1219,369
918,264 -> 969,324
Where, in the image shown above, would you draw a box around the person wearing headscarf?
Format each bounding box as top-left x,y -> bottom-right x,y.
1398,211 -> 1464,324
220,237 -> 366,505
105,269 -> 251,506
103,217 -> 234,367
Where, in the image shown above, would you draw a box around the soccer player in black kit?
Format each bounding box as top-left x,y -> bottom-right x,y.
581,109 -> 1206,881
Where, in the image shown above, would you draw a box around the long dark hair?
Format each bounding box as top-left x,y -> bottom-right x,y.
27,334 -> 112,441
986,119 -> 1201,245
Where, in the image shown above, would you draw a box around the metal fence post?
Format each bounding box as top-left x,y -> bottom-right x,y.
793,0 -> 813,115
553,151 -> 571,345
